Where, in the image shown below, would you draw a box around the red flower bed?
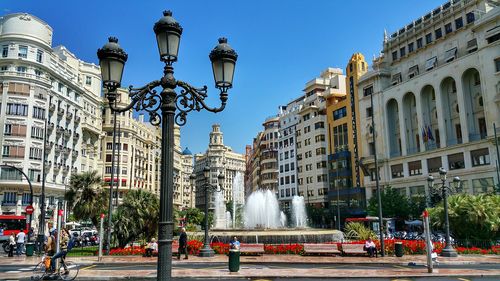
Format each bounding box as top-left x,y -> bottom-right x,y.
264,243 -> 304,255
109,246 -> 145,256
104,240 -> 499,256
187,240 -> 203,255
211,242 -> 230,255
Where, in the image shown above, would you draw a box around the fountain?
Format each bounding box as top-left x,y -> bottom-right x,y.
244,189 -> 281,228
206,176 -> 344,243
214,189 -> 226,229
291,195 -> 307,228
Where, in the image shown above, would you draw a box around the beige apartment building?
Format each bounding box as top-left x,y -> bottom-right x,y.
194,124 -> 245,210
296,68 -> 344,208
101,89 -> 194,209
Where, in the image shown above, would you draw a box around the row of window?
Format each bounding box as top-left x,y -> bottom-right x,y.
1,45 -> 43,63
297,174 -> 328,185
391,13 -> 475,62
279,162 -> 296,173
1,192 -> 32,205
279,175 -> 296,185
390,148 -> 490,179
2,103 -> 47,120
279,149 -> 295,161
393,177 -> 496,197
279,187 -> 297,198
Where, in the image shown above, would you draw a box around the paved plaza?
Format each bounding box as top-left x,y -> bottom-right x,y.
1,254 -> 499,280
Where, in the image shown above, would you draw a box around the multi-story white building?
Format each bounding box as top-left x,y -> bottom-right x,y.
276,100 -> 301,209
296,69 -> 343,208
194,124 -> 245,210
358,0 -> 500,199
0,13 -> 102,229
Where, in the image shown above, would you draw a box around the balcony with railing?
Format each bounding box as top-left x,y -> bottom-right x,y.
66,112 -> 73,120
57,107 -> 65,116
45,141 -> 54,150
49,103 -> 56,112
64,129 -> 71,138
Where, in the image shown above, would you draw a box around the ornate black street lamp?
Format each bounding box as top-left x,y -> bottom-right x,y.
427,167 -> 460,257
190,166 -> 224,257
97,10 -> 237,280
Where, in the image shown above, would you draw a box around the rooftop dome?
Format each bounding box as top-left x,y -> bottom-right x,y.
182,147 -> 192,155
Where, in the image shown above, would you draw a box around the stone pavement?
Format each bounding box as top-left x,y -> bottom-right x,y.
1,254 -> 499,280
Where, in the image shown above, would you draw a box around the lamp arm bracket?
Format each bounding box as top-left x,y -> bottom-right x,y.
108,80 -> 162,126
175,80 -> 226,126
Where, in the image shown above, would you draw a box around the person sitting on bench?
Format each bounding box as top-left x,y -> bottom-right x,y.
364,238 -> 377,257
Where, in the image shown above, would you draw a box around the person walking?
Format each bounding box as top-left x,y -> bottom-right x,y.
178,227 -> 188,260
8,234 -> 15,257
16,229 -> 26,256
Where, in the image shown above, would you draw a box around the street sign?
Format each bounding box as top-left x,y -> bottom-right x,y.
25,205 -> 34,214
422,210 -> 429,217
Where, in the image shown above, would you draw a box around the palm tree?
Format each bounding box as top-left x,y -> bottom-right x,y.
65,170 -> 108,228
112,189 -> 159,247
429,194 -> 500,242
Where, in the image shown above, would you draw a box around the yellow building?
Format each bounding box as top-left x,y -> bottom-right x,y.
326,53 -> 368,225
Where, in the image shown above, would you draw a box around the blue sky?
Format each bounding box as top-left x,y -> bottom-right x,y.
2,0 -> 445,155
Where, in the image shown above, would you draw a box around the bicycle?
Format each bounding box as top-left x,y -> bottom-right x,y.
32,255 -> 79,281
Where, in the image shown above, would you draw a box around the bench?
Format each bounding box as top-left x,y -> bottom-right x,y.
303,243 -> 341,256
239,244 -> 265,256
340,243 -> 377,257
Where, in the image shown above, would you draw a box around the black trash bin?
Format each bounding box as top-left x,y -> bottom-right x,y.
228,249 -> 240,272
25,243 -> 35,256
395,242 -> 404,257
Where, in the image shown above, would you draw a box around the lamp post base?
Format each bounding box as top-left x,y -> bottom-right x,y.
199,245 -> 215,257
440,246 -> 458,257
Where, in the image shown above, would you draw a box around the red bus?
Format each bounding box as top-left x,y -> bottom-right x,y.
0,215 -> 28,241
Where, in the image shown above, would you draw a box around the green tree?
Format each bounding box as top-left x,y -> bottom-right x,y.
367,187 -> 423,220
428,194 -> 500,241
65,171 -> 107,228
408,195 -> 427,219
112,189 -> 159,247
176,207 -> 205,231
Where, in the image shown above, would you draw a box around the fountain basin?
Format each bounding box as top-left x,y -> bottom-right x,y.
195,228 -> 344,244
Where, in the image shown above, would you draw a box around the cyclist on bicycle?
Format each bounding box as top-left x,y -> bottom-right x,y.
50,228 -> 70,274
